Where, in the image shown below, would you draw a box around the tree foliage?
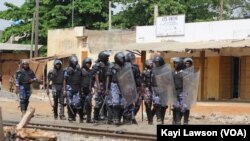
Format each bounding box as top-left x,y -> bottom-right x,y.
0,0 -> 111,55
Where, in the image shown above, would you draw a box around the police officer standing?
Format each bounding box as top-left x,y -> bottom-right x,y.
123,52 -> 142,124
106,52 -> 126,125
141,59 -> 154,125
81,57 -> 93,123
16,60 -> 36,116
64,55 -> 83,123
171,57 -> 185,125
92,51 -> 111,123
47,59 -> 66,120
182,58 -> 194,125
152,56 -> 168,124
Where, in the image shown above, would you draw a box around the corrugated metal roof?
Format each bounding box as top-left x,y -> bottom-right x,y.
112,39 -> 250,52
0,43 -> 43,51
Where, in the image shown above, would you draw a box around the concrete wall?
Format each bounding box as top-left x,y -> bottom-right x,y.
47,27 -> 140,71
47,26 -> 89,71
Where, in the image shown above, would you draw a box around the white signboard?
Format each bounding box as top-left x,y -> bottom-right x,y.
156,15 -> 185,36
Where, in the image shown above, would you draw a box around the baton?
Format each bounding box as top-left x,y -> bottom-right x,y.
47,93 -> 54,108
68,102 -> 75,116
141,96 -> 144,121
99,95 -> 107,116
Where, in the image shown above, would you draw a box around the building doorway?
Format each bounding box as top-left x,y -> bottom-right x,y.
232,57 -> 240,98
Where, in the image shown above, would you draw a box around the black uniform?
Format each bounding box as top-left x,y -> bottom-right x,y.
64,55 -> 83,122
16,61 -> 36,115
92,51 -> 111,122
141,59 -> 154,124
172,57 -> 185,125
106,52 -> 125,125
152,56 -> 168,124
81,57 -> 93,123
123,53 -> 141,124
48,60 -> 65,119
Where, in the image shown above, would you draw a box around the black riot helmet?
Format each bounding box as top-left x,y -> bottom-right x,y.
69,55 -> 78,68
145,59 -> 153,69
98,51 -> 110,63
82,57 -> 92,69
114,52 -> 125,66
171,57 -> 184,71
125,52 -> 136,63
153,56 -> 165,67
54,59 -> 62,69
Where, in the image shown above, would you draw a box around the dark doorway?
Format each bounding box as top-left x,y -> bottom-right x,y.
232,57 -> 240,98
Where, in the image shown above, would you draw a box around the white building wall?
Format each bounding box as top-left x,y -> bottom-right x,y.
137,19 -> 250,43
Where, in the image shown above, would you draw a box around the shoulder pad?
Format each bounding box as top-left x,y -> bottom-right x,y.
92,63 -> 100,69
108,62 -> 114,69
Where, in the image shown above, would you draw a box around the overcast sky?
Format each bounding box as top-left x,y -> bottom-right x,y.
0,0 -> 25,30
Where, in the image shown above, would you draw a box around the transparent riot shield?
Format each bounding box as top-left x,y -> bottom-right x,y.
153,64 -> 175,107
117,63 -> 138,106
183,67 -> 200,109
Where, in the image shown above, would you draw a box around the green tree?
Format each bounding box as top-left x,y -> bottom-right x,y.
113,0 -> 186,29
179,0 -> 220,22
113,0 -> 250,29
0,0 -> 111,56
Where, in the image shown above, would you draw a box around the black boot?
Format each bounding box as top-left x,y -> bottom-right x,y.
107,105 -> 113,124
79,109 -> 84,123
183,110 -> 190,125
86,105 -> 92,123
93,108 -> 100,122
113,105 -> 121,126
67,105 -> 74,122
160,106 -> 167,124
154,104 -> 161,122
172,108 -> 177,125
145,103 -> 153,125
53,105 -> 58,120
176,109 -> 182,125
25,100 -> 29,111
53,96 -> 58,119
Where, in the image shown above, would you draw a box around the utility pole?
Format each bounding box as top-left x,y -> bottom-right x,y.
30,12 -> 35,58
154,4 -> 158,25
108,1 -> 112,30
34,0 -> 39,57
72,0 -> 74,27
220,0 -> 224,20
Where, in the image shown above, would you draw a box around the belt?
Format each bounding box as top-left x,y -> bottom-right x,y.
53,83 -> 63,85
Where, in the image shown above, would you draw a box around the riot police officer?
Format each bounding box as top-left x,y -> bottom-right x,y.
81,57 -> 93,123
171,57 -> 185,125
16,60 -> 36,117
64,55 -> 83,123
141,59 -> 154,124
152,56 -> 168,124
92,51 -> 111,123
123,52 -> 142,124
47,59 -> 66,120
182,57 -> 195,125
106,52 -> 126,125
